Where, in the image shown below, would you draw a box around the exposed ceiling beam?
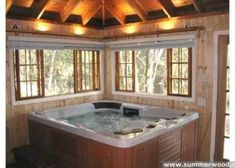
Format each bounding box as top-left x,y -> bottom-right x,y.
191,0 -> 205,13
31,0 -> 50,19
102,0 -> 105,26
105,1 -> 125,25
82,4 -> 102,25
158,0 -> 175,18
60,0 -> 80,22
125,0 -> 146,21
6,0 -> 14,13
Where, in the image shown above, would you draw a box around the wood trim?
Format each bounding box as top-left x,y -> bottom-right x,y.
103,26 -> 205,40
125,0 -> 146,21
14,49 -> 21,100
158,0 -> 175,18
115,52 -> 120,91
6,0 -> 13,13
31,0 -> 50,19
167,48 -> 172,96
214,35 -> 229,161
132,50 -> 135,91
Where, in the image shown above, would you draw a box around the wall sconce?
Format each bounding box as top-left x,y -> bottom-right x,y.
158,20 -> 176,30
74,26 -> 86,35
35,22 -> 50,32
123,25 -> 138,34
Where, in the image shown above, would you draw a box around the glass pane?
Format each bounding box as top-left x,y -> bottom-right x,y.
119,77 -> 126,90
119,51 -> 126,63
119,64 -> 126,76
227,45 -> 230,66
223,138 -> 230,160
19,66 -> 27,81
29,50 -> 37,64
19,50 -> 27,64
226,92 -> 230,113
126,51 -> 132,63
172,79 -> 179,94
29,66 -> 38,80
224,115 -> 230,137
226,68 -> 230,91
20,82 -> 28,97
172,64 -> 178,78
126,64 -> 132,77
127,78 -> 133,90
172,48 -> 178,62
154,49 -> 167,95
44,50 -> 74,96
182,48 -> 188,62
31,81 -> 38,96
181,80 -> 189,95
182,64 -> 189,78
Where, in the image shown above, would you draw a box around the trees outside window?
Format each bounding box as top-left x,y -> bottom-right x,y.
116,47 -> 192,97
13,49 -> 100,100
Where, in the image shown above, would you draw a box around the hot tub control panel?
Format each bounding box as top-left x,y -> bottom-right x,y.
123,107 -> 139,117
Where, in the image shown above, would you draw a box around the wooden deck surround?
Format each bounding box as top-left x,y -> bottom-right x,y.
28,119 -> 197,168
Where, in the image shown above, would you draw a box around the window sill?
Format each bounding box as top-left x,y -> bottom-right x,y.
12,91 -> 104,106
112,91 -> 195,102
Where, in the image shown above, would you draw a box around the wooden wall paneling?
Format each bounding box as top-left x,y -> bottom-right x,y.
6,0 -> 13,13
214,35 -> 229,161
181,120 -> 197,161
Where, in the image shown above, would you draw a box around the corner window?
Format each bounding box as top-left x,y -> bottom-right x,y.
115,47 -> 192,97
13,49 -> 101,101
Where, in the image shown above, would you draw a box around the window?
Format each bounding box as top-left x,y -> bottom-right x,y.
115,47 -> 192,97
14,49 -> 44,100
115,51 -> 135,92
135,49 -> 167,94
167,48 -> 192,97
44,50 -> 74,96
13,49 -> 100,101
74,50 -> 100,92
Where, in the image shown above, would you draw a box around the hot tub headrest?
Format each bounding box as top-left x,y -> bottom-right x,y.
93,102 -> 122,109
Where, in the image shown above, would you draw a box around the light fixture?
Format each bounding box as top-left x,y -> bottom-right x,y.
158,20 -> 176,30
35,22 -> 50,32
74,26 -> 85,35
123,25 -> 138,34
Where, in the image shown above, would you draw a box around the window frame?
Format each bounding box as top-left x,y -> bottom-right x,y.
115,51 -> 135,92
11,49 -> 104,105
167,48 -> 192,97
14,49 -> 45,100
112,47 -> 195,102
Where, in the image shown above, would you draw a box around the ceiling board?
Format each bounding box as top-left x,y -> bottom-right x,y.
7,0 -> 229,28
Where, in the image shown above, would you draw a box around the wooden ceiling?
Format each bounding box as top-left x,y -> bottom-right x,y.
6,0 -> 229,28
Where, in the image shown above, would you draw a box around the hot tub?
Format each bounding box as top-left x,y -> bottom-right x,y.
28,101 -> 199,168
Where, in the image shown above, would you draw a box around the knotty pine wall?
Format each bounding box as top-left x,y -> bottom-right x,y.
6,13 -> 229,162
104,13 -> 229,161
